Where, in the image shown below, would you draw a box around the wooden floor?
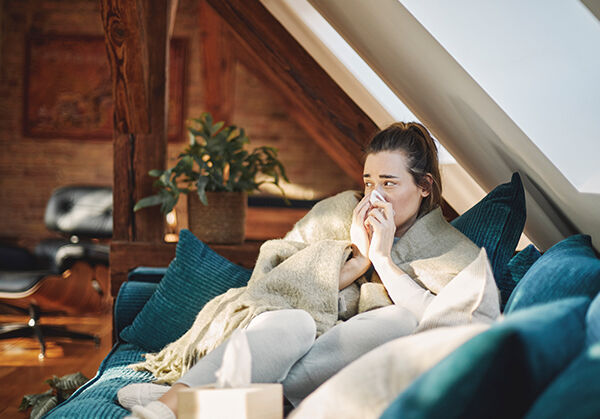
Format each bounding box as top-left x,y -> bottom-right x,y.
0,309 -> 113,418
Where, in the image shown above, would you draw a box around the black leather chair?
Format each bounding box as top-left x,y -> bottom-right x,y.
0,185 -> 112,358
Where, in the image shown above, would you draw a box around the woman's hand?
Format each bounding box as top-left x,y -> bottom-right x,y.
365,200 -> 396,268
350,194 -> 372,259
339,244 -> 371,289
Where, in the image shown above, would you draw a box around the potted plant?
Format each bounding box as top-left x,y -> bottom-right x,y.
134,112 -> 288,244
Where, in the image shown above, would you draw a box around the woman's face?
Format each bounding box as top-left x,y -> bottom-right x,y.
363,151 -> 430,237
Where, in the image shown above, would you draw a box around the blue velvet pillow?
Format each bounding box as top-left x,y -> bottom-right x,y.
586,291 -> 600,346
380,297 -> 590,419
497,244 -> 541,311
505,234 -> 600,313
524,341 -> 600,419
120,230 -> 252,352
451,172 -> 526,282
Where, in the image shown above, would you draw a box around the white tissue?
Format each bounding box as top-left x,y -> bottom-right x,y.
214,329 -> 252,388
369,190 -> 385,204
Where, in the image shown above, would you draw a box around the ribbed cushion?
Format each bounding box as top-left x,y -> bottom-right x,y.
451,172 -> 526,282
586,291 -> 600,346
127,267 -> 168,283
113,281 -> 158,339
497,244 -> 541,311
381,297 -> 590,419
119,229 -> 252,352
524,342 -> 600,419
46,343 -> 153,418
505,234 -> 600,313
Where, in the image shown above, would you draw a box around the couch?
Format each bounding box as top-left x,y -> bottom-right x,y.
45,173 -> 600,418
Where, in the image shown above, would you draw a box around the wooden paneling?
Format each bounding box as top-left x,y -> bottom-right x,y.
0,0 -> 358,250
246,207 -> 308,240
206,0 -> 379,184
110,241 -> 176,294
199,0 -> 236,123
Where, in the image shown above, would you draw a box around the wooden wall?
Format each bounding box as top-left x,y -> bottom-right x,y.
0,0 -> 359,249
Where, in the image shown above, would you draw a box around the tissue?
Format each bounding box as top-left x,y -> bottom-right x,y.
369,190 -> 385,204
178,328 -> 283,419
215,329 -> 252,388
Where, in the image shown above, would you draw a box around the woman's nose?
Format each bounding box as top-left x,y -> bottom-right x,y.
371,189 -> 386,203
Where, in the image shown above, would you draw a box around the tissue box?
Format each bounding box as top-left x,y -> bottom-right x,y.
178,383 -> 283,419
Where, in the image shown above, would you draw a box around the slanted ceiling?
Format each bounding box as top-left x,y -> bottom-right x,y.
204,0 -> 377,186
304,0 -> 600,252
208,0 -> 463,219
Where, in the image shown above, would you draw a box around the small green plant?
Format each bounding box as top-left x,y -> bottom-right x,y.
19,372 -> 88,419
134,112 -> 289,214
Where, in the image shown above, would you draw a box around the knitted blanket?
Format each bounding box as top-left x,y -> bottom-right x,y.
131,191 -> 358,384
131,190 -> 480,383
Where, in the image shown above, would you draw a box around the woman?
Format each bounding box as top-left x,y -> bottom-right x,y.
119,122 -> 477,419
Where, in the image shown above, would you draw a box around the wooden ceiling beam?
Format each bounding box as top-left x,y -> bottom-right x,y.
101,0 -> 173,243
199,0 -> 236,123
102,0 -> 175,294
205,0 -> 378,184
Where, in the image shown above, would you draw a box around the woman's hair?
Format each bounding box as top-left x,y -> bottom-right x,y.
365,122 -> 442,216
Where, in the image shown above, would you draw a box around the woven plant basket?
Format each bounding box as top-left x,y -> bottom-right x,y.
188,191 -> 247,244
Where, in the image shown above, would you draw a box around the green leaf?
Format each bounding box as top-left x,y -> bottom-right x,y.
133,194 -> 167,212
19,389 -> 53,411
30,395 -> 57,419
196,177 -> 209,205
48,372 -> 89,392
204,112 -> 213,128
210,120 -> 224,135
159,194 -> 177,215
148,169 -> 164,177
45,372 -> 89,404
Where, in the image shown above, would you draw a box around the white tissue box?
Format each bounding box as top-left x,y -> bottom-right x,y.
178,383 -> 283,419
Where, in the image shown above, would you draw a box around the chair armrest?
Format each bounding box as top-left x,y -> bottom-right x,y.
127,267 -> 168,283
34,239 -> 109,273
55,243 -> 109,270
113,280 -> 158,341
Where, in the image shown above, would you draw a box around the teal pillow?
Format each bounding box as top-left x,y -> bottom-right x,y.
380,297 -> 590,419
120,229 -> 252,352
586,291 -> 600,346
505,234 -> 600,313
451,172 -> 526,282
497,244 -> 541,311
523,342 -> 600,419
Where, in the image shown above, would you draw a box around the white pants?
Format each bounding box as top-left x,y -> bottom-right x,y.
177,305 -> 418,406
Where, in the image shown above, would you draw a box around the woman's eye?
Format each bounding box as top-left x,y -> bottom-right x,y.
364,182 -> 373,188
384,181 -> 395,187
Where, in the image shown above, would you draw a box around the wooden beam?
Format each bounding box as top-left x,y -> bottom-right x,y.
206,0 -> 378,184
102,0 -> 174,294
168,0 -> 179,39
199,0 -> 236,123
101,0 -> 171,243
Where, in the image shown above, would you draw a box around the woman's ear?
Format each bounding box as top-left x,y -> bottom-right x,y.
419,174 -> 433,197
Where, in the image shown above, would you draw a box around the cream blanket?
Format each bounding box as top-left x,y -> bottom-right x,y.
131,190 -> 481,383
